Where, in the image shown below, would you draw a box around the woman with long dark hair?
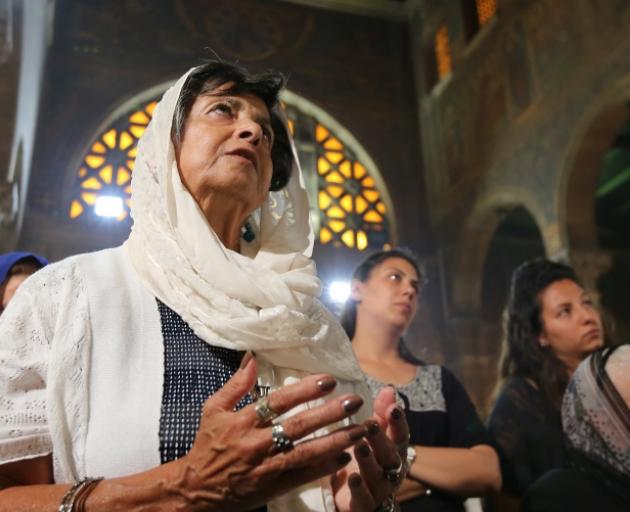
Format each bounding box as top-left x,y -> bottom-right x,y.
488,258 -> 605,500
341,248 -> 501,512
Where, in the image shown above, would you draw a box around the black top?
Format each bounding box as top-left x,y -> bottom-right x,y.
488,376 -> 566,497
157,300 -> 265,512
519,466 -> 630,512
365,363 -> 491,512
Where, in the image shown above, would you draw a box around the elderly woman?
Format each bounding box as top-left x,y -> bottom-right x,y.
520,345 -> 630,511
0,251 -> 48,312
0,62 -> 407,511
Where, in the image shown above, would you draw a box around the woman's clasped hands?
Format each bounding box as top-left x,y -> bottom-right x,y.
177,357 -> 408,511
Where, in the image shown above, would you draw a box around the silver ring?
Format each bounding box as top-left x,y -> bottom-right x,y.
255,397 -> 278,424
384,455 -> 405,483
271,423 -> 294,453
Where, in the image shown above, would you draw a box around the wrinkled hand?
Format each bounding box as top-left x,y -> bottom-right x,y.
333,386 -> 410,511
175,358 -> 367,512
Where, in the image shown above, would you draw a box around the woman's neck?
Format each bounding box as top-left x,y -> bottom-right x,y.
201,197 -> 250,251
352,316 -> 404,364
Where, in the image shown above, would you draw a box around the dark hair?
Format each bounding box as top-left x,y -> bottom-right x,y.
6,258 -> 45,280
340,247 -> 424,365
499,258 -> 585,408
171,61 -> 292,191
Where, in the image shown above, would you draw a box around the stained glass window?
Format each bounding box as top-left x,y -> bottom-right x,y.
69,100 -> 157,221
282,96 -> 393,251
435,24 -> 452,80
475,0 -> 497,26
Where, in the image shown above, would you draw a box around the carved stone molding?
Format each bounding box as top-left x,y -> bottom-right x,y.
0,179 -> 18,227
0,0 -> 14,64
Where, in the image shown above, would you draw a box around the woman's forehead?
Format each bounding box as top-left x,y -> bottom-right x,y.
374,257 -> 418,279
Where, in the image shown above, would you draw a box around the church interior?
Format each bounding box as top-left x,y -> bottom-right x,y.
1,3 -> 629,500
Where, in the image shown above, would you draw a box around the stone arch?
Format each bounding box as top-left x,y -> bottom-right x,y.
559,75 -> 630,255
451,189 -> 549,316
450,194 -> 546,413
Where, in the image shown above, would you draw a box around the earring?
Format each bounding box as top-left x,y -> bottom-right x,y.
242,222 -> 255,242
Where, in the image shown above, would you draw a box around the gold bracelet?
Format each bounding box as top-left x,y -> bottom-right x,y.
59,477 -> 103,512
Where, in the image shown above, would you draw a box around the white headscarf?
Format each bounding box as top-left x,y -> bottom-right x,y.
124,66 -> 364,386
125,66 -> 370,511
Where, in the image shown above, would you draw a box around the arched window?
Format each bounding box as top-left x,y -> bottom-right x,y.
70,89 -> 394,251
282,90 -> 394,251
69,99 -> 158,221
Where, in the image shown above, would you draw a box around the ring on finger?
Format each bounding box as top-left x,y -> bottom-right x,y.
255,397 -> 279,424
271,423 -> 294,453
384,455 -> 405,483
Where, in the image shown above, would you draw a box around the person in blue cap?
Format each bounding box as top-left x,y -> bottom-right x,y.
0,251 -> 48,313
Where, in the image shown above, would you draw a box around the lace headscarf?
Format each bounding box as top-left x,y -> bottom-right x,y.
562,345 -> 630,478
125,66 -> 365,384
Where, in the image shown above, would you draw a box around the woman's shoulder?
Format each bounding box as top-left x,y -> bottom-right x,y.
489,375 -> 550,424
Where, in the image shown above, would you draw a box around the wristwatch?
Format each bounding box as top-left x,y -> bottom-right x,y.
406,445 -> 417,465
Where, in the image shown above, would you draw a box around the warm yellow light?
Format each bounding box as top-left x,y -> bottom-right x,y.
364,210 -> 383,223
327,206 -> 346,219
99,165 -> 113,184
91,141 -> 106,154
69,200 -> 83,218
340,194 -> 353,212
327,185 -> 344,198
103,129 -> 117,149
476,0 -> 497,26
119,131 -> 134,150
315,124 -> 329,143
355,196 -> 368,214
117,167 -> 131,186
354,162 -> 366,179
81,192 -> 98,205
329,220 -> 345,233
362,176 -> 375,188
85,155 -> 105,169
325,171 -> 344,184
341,230 -> 355,248
357,231 -> 368,250
129,125 -> 145,138
325,152 -> 344,164
376,202 -> 387,213
323,137 -> 343,150
145,101 -> 157,115
320,227 -> 333,243
435,24 -> 452,80
363,189 -> 379,202
318,191 -> 332,210
317,157 -> 331,175
82,177 -> 102,190
130,111 -> 150,125
339,161 -> 352,179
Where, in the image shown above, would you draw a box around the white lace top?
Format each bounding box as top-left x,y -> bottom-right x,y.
0,247 -> 166,482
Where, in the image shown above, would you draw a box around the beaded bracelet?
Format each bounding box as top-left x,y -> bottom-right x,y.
59,477 -> 103,512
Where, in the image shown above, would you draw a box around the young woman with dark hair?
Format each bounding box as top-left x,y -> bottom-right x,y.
341,248 -> 501,512
488,258 -> 605,501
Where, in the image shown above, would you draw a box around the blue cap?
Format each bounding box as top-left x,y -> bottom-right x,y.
0,251 -> 49,284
